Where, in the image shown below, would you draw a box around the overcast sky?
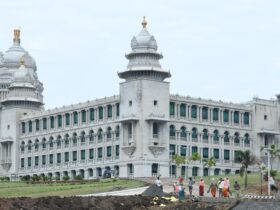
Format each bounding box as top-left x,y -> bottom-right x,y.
0,0 -> 279,109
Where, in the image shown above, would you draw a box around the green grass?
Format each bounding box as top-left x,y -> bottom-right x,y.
0,179 -> 147,198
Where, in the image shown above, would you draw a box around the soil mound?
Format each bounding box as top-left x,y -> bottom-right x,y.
142,184 -> 169,196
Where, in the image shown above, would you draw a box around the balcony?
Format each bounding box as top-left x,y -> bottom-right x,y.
192,138 -> 198,143
213,140 -> 219,145
234,143 -> 240,147
224,142 -> 230,146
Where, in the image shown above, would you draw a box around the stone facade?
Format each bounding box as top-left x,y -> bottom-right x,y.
0,19 -> 279,180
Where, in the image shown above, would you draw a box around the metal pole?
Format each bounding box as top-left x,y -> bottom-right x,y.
268,151 -> 270,196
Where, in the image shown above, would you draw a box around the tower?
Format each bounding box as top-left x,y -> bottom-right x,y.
118,17 -> 171,177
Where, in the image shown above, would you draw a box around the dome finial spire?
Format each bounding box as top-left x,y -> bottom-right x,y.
13,27 -> 21,45
142,16 -> 147,29
20,56 -> 25,66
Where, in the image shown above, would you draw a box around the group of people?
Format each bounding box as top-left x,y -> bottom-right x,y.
172,176 -> 241,198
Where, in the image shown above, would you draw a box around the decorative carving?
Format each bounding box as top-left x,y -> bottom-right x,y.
148,145 -> 165,158
121,145 -> 136,157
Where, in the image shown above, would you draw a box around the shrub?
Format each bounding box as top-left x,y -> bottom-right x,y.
74,175 -> 83,181
63,175 -> 70,182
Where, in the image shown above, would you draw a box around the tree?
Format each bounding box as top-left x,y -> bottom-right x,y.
203,157 -> 216,176
237,150 -> 257,189
172,154 -> 186,177
189,152 -> 201,162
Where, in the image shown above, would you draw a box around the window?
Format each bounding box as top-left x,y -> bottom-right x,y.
264,135 -> 268,146
57,153 -> 61,163
154,100 -> 158,106
73,112 -> 78,124
224,150 -> 230,160
35,157 -> 39,167
50,116 -> 55,129
89,149 -> 94,159
98,147 -> 103,158
192,127 -> 197,139
81,110 -> 86,123
42,139 -> 46,149
98,129 -> 103,140
65,113 -> 70,126
57,136 -> 61,147
107,146 -> 112,157
21,142 -> 25,152
202,107 -> 208,120
107,127 -> 112,139
129,101 -> 132,106
234,132 -> 240,144
49,137 -> 53,148
80,132 -> 86,143
234,151 -> 242,163
98,107 -> 103,119
180,104 -> 186,117
244,133 -> 250,145
223,110 -> 229,123
191,105 -> 197,119
213,130 -> 219,141
28,140 -> 32,151
224,131 -> 229,143
244,112 -> 249,125
169,102 -> 175,116
107,105 -> 112,118
42,155 -> 46,165
64,152 -> 69,162
89,108 -> 95,121
234,111 -> 239,124
202,129 -> 208,140
115,145 -> 119,156
28,121 -> 32,133
116,126 -> 120,138
81,150 -> 85,160
213,108 -> 219,121
72,133 -> 77,144
35,119 -> 40,131
214,149 -> 219,159
180,145 -> 187,156
21,158 -> 24,168
22,122 -> 26,134
169,144 -> 176,155
116,103 -> 120,117
43,118 -> 47,130
57,115 -> 62,127
34,139 -> 39,150
153,123 -> 158,136
203,148 -> 209,158
180,126 -> 187,139
72,151 -> 77,161
264,115 -> 268,120
169,125 -> 176,137
28,157 -> 31,167
49,154 -> 53,164
192,146 -> 198,154
64,135 -> 69,146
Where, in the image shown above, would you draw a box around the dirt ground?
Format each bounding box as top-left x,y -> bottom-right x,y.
0,195 -> 236,210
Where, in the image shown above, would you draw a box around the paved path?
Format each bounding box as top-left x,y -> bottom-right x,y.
81,186 -> 149,196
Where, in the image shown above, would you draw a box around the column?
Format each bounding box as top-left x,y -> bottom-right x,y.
188,105 -> 191,120
249,113 -> 252,128
209,108 -> 212,123
208,108 -> 211,122
241,112 -> 244,127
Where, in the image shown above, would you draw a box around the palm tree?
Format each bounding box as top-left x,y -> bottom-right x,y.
172,154 -> 186,177
203,157 -> 216,177
189,152 -> 201,162
237,150 -> 257,189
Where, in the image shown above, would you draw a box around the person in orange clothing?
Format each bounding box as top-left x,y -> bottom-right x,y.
207,178 -> 218,197
199,178 -> 205,196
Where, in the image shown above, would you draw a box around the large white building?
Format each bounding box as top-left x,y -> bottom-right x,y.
0,18 -> 279,180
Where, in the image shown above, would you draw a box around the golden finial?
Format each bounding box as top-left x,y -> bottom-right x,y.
142,16 -> 147,29
14,27 -> 21,41
20,56 -> 25,66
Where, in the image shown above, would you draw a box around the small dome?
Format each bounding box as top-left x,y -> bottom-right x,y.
12,59 -> 33,85
0,29 -> 37,70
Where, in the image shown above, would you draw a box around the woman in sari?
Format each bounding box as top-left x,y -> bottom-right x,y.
207,178 -> 218,197
199,178 -> 205,196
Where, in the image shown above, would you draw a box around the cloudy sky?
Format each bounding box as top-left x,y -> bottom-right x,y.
0,0 -> 279,109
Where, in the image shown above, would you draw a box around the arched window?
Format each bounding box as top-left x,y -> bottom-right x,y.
57,135 -> 61,147
49,137 -> 54,148
98,107 -> 103,120
35,119 -> 40,131
73,112 -> 78,124
202,107 -> 208,120
65,113 -> 70,126
28,140 -> 32,151
21,141 -> 25,152
57,115 -> 62,127
89,130 -> 94,142
234,132 -> 240,144
213,108 -> 219,121
224,131 -> 229,143
115,125 -> 120,138
98,128 -> 103,140
180,104 -> 186,117
234,111 -> 239,124
244,112 -> 249,125
169,125 -> 176,138
180,126 -> 187,139
192,127 -> 197,139
64,134 -> 69,146
28,121 -> 32,133
244,133 -> 250,145
22,122 -> 26,134
223,110 -> 229,123
80,131 -> 86,143
107,105 -> 112,118
191,105 -> 197,119
72,133 -> 77,144
107,127 -> 112,139
42,138 -> 46,149
34,139 -> 39,150
81,110 -> 86,123
213,130 -> 219,141
202,129 -> 208,140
